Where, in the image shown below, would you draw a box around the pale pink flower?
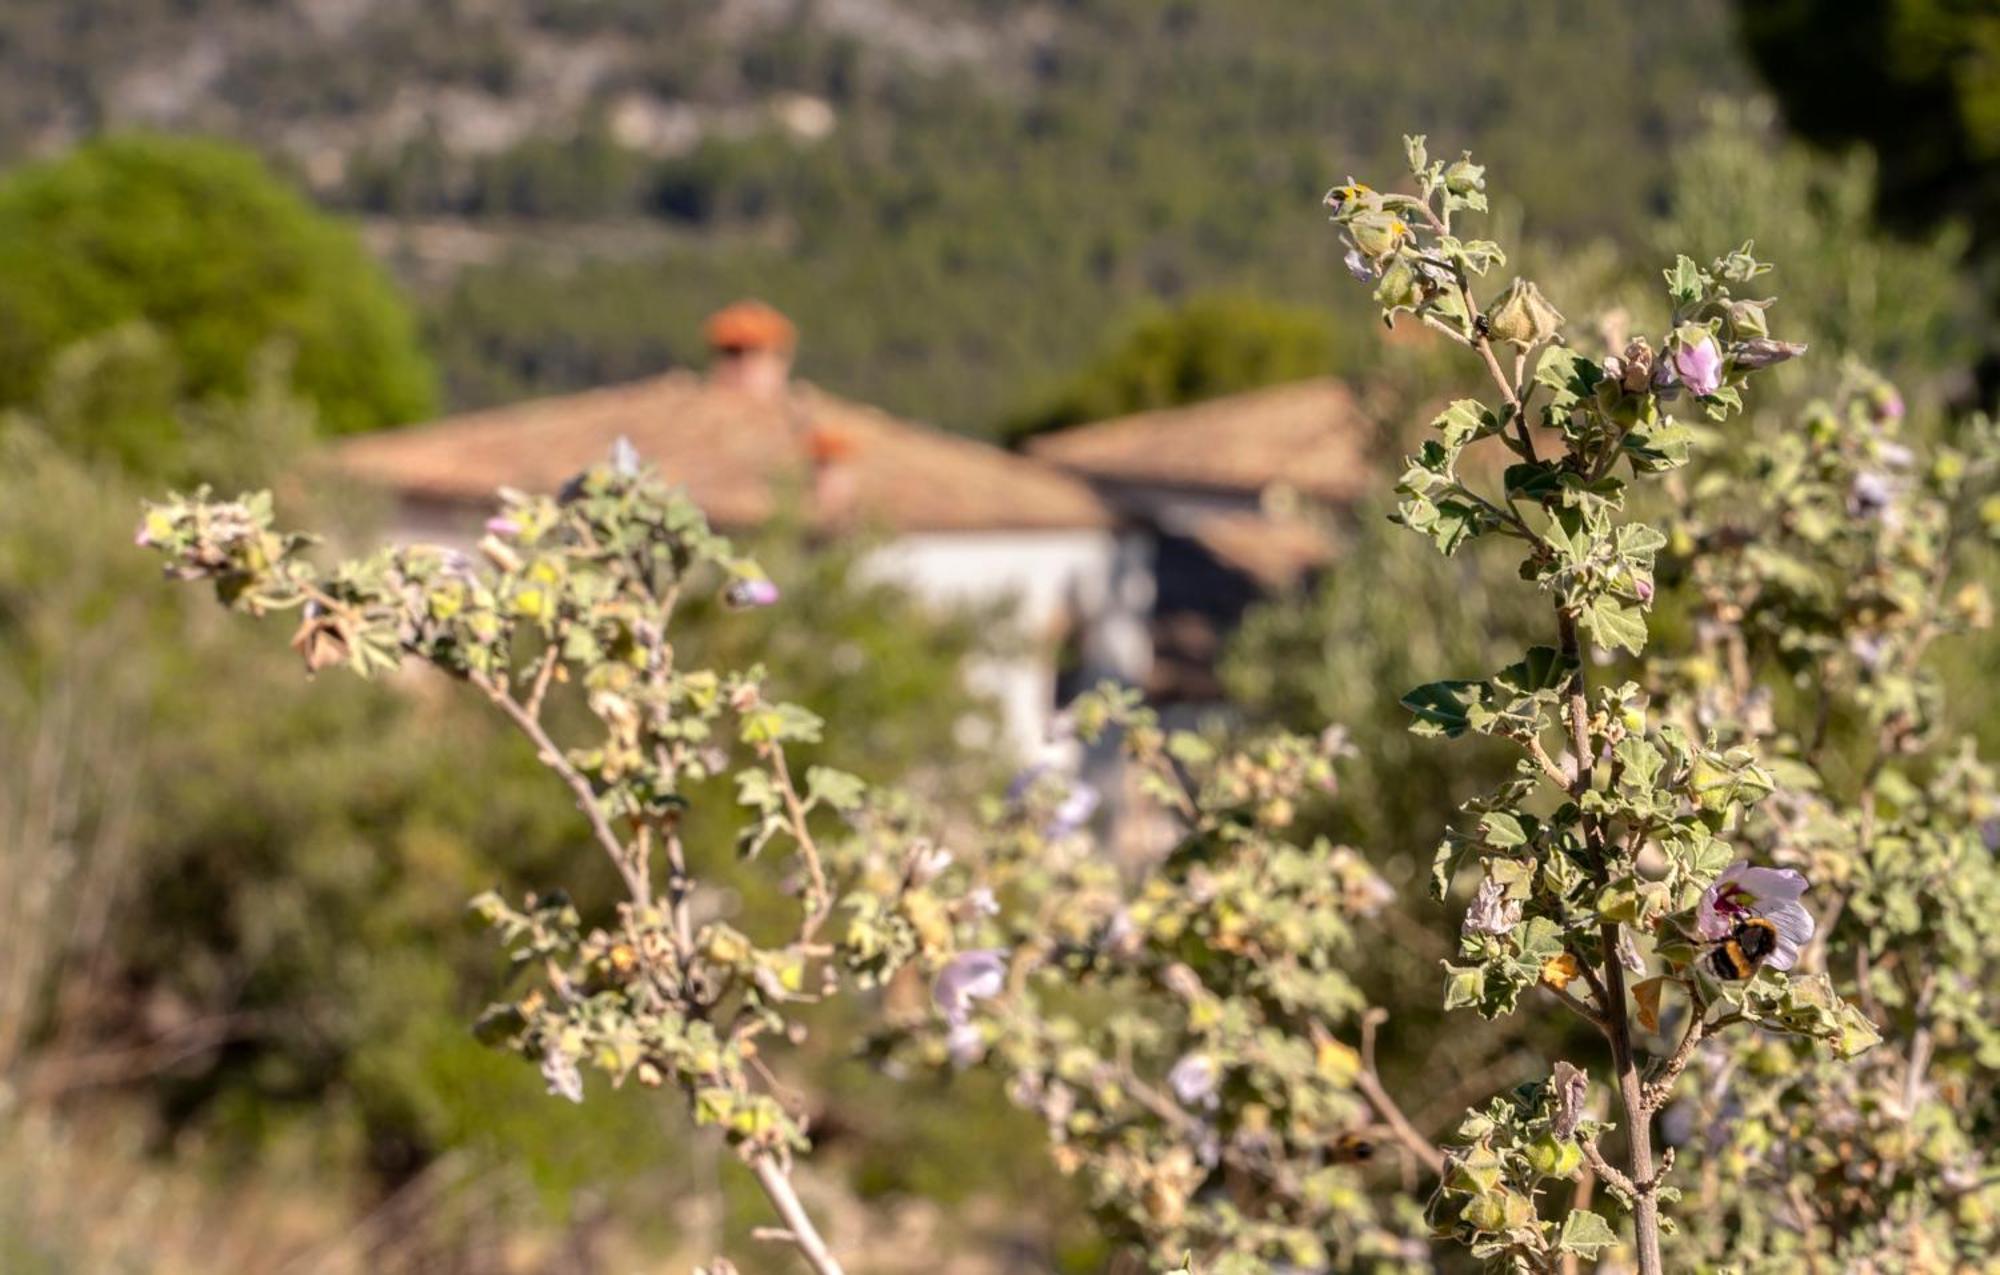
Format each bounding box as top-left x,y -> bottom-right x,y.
1673,332 -> 1724,397
1697,862 -> 1814,971
1168,1053 -> 1220,1109
724,578 -> 781,609
933,949 -> 1007,1026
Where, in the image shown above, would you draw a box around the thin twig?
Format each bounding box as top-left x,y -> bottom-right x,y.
523,640 -> 563,719
1347,1012 -> 1445,1175
767,744 -> 833,939
475,672 -> 649,906
747,1153 -> 845,1275
1642,1010 -> 1741,1113
1542,980 -> 1608,1031
1523,734 -> 1573,789
1577,1138 -> 1635,1197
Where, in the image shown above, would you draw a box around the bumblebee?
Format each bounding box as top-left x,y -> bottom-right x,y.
1707,916 -> 1780,980
1330,1131 -> 1376,1163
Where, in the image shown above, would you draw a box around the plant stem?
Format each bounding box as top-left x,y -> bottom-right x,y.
1556,608 -> 1662,1273
475,672 -> 650,907
748,1152 -> 846,1275
1598,919 -> 1662,1275
1351,1011 -> 1446,1175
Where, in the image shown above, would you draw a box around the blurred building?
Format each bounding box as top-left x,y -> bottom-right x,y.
332,301 -> 1151,758
1028,378 -> 1374,707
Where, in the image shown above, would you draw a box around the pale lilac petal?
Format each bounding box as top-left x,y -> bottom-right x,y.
946,1022 -> 986,1067
1696,864 -> 1745,940
1731,866 -> 1809,906
1045,783 -> 1100,838
933,949 -> 1008,1026
725,578 -> 781,608
1673,334 -> 1723,397
540,1047 -> 584,1104
1463,877 -> 1521,937
1761,901 -> 1816,971
1168,1053 -> 1220,1108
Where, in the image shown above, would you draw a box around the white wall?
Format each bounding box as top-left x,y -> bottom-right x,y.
860,528 -> 1153,759
386,498 -> 1155,763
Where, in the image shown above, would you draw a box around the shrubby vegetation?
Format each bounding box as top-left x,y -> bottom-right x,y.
0,363 -> 1046,1267
134,133 -> 2000,1274
0,136 -> 435,446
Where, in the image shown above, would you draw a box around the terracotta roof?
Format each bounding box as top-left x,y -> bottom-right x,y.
1026,377 -> 1376,502
1184,511 -> 1336,591
332,372 -> 1111,533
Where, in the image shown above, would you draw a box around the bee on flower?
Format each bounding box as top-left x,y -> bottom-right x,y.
1696,862 -> 1816,980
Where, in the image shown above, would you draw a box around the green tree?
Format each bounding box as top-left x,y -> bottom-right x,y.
0,134 -> 436,458
1735,1 -> 2000,402
1736,0 -> 1999,247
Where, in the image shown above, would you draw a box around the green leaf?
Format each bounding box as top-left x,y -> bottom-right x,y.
1534,347 -> 1602,432
805,765 -> 866,813
1166,731 -> 1217,766
1493,646 -> 1576,697
1663,254 -> 1704,308
1434,399 -> 1499,449
1622,417 -> 1695,472
741,701 -> 825,746
1402,679 -> 1483,738
1581,596 -> 1648,655
1443,963 -> 1488,1011
1504,461 -> 1564,502
1478,810 -> 1527,849
1612,737 -> 1665,791
1558,1208 -> 1619,1258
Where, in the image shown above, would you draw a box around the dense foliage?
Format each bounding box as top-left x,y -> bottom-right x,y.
135,130 -> 2000,1274
0,135 -> 435,448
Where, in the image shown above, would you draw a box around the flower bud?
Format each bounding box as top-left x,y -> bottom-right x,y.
1347,210 -> 1410,260
1868,383 -> 1906,422
1731,338 -> 1807,370
1323,180 -> 1374,213
1373,256 -> 1424,310
724,577 -> 781,609
1443,157 -> 1485,197
1848,471 -> 1893,518
1526,1134 -> 1582,1178
1461,1191 -> 1510,1234
1614,337 -> 1655,394
1725,298 -> 1772,339
1954,582 -> 1994,629
1484,279 -> 1564,347
1342,247 -> 1374,282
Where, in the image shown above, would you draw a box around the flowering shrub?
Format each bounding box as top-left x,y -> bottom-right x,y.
890,694 -> 1429,1272
1649,371 -> 2000,1271
1324,136 -> 1880,1274
137,456 -> 973,1273
138,133 -> 2000,1274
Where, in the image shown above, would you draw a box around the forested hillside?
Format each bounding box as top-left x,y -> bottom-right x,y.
0,0 -> 1751,431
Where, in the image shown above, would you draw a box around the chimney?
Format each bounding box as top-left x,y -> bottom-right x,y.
703,300 -> 796,401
